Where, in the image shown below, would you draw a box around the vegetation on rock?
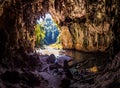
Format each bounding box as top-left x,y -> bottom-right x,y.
35,24 -> 45,47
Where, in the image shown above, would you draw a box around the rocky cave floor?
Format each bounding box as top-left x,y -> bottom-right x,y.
0,49 -> 120,88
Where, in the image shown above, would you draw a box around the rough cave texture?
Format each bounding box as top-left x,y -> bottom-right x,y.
49,0 -> 120,52
0,0 -> 120,57
0,1 -> 49,87
0,0 -> 49,58
0,0 -> 120,88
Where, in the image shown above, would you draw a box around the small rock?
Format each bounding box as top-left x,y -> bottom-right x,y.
47,54 -> 56,64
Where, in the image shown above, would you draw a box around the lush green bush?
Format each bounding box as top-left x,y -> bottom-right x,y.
35,24 -> 45,47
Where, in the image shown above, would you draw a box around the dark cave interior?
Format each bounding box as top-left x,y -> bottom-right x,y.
0,0 -> 120,88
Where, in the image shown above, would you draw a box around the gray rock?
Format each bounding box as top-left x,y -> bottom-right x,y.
47,54 -> 56,64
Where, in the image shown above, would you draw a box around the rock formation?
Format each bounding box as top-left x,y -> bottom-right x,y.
49,0 -> 118,52
0,0 -> 49,55
0,0 -> 120,54
0,0 -> 120,88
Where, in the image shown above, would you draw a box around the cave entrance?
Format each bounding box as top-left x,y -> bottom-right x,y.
35,14 -> 108,69
35,13 -> 62,49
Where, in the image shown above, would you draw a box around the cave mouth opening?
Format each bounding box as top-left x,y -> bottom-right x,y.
35,13 -> 62,50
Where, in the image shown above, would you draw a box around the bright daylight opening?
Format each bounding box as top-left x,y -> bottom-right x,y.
35,13 -> 63,56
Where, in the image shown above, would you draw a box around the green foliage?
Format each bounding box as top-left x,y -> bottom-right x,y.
55,34 -> 61,44
35,24 -> 45,47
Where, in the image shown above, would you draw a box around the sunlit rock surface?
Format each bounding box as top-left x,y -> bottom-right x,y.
51,0 -> 114,52
60,26 -> 73,49
60,22 -> 113,52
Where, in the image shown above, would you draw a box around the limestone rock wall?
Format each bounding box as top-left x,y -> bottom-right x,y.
49,0 -> 86,24
0,0 -> 49,58
61,22 -> 113,52
0,0 -> 120,54
51,0 -> 120,52
60,26 -> 73,49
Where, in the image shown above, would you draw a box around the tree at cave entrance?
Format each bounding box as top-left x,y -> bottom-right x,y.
35,13 -> 61,49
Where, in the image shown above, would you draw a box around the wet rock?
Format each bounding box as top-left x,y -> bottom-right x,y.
47,54 -> 56,64
57,55 -> 72,62
91,52 -> 120,88
56,55 -> 72,66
